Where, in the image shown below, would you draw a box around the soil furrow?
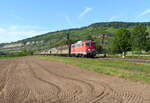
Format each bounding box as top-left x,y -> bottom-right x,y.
26,61 -> 62,102
30,59 -> 96,102
0,57 -> 149,103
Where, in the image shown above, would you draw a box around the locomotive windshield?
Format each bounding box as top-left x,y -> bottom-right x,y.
86,43 -> 90,46
92,43 -> 96,46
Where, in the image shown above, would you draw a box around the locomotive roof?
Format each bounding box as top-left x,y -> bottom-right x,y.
75,40 -> 94,43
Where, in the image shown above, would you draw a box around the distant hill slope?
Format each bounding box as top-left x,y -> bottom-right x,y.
0,22 -> 150,54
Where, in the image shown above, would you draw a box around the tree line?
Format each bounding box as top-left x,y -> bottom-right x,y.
110,25 -> 150,58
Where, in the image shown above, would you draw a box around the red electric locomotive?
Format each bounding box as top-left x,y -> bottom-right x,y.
71,41 -> 96,57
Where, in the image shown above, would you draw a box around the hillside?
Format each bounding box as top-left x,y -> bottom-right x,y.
0,22 -> 150,54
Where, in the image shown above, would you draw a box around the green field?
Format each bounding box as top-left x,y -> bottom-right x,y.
38,56 -> 150,83
0,56 -> 17,59
0,55 -> 27,59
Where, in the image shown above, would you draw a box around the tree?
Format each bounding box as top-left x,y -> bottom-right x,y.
95,27 -> 108,57
96,43 -> 103,53
101,34 -> 107,57
145,38 -> 150,52
131,25 -> 149,52
111,28 -> 131,58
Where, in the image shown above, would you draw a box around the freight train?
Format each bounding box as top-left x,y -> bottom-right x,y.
36,40 -> 96,57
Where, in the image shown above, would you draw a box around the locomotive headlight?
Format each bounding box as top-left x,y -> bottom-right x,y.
87,49 -> 91,52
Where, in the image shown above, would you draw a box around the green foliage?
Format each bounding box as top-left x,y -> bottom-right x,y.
0,48 -> 33,58
20,48 -> 33,56
86,35 -> 94,41
111,28 -> 131,54
90,22 -> 150,28
131,25 -> 149,51
145,38 -> 150,52
96,43 -> 103,53
4,48 -> 34,57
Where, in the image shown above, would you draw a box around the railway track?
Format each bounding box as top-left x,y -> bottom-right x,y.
98,57 -> 150,64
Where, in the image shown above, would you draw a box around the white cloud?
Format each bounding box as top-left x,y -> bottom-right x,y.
0,25 -> 48,43
137,9 -> 150,18
78,7 -> 93,19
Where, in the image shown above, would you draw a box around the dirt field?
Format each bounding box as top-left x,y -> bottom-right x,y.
0,57 -> 150,103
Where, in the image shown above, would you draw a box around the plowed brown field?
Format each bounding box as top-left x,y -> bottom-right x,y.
0,57 -> 150,103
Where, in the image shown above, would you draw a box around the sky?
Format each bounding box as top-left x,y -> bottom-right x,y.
0,0 -> 150,43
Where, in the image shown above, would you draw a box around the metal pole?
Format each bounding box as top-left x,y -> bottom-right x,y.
66,32 -> 71,57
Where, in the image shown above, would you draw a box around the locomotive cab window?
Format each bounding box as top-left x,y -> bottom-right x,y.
92,43 -> 96,46
71,45 -> 75,48
86,43 -> 90,46
77,44 -> 80,47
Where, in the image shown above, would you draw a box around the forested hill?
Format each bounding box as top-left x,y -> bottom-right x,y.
90,22 -> 150,28
0,22 -> 150,54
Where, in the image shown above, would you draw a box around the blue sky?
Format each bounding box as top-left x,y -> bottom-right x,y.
0,0 -> 150,43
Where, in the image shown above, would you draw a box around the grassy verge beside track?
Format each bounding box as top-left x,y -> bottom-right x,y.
0,56 -> 18,59
97,55 -> 150,59
38,56 -> 150,83
0,55 -> 27,59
